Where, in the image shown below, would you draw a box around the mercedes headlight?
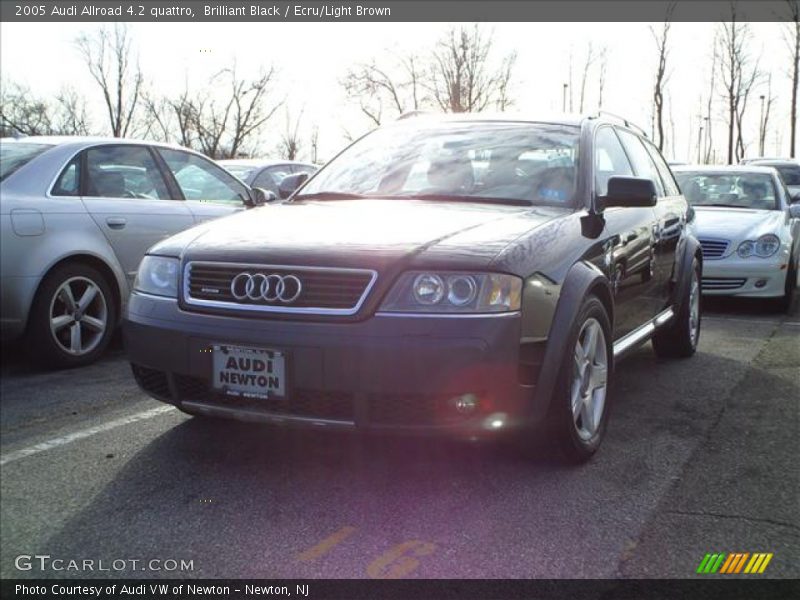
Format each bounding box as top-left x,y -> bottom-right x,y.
134,256 -> 179,297
737,234 -> 780,258
381,271 -> 522,313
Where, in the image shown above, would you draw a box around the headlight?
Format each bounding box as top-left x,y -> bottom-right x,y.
737,234 -> 780,258
381,271 -> 522,313
134,256 -> 179,297
754,234 -> 780,257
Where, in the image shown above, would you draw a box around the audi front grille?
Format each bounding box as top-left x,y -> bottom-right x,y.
182,261 -> 377,315
698,238 -> 730,260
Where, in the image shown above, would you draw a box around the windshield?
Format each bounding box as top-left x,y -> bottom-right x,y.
773,164 -> 800,186
675,171 -> 780,210
223,165 -> 256,182
0,142 -> 53,181
298,122 -> 581,207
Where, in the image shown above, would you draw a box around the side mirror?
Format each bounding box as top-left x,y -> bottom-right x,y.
278,172 -> 310,199
598,176 -> 658,210
247,187 -> 277,207
789,204 -> 800,219
791,191 -> 800,204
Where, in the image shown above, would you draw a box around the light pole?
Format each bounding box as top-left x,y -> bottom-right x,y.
697,125 -> 704,164
758,94 -> 766,157
703,117 -> 710,164
562,83 -> 568,113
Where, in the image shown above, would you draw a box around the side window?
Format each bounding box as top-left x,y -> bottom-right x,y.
617,130 -> 665,196
158,148 -> 247,204
642,140 -> 680,196
84,145 -> 170,200
252,166 -> 292,194
51,157 -> 80,196
594,127 -> 634,196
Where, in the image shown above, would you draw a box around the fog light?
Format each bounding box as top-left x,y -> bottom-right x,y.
452,393 -> 479,414
755,279 -> 767,288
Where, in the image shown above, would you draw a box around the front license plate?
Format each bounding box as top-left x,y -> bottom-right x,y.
212,345 -> 286,399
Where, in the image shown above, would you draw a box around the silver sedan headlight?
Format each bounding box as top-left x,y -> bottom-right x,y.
737,234 -> 781,258
380,271 -> 522,313
134,256 -> 180,298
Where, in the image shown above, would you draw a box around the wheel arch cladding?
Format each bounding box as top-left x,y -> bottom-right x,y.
528,260 -> 613,423
672,236 -> 702,315
30,254 -> 122,330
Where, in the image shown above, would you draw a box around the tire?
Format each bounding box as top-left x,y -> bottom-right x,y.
546,295 -> 613,464
25,263 -> 116,368
652,258 -> 701,359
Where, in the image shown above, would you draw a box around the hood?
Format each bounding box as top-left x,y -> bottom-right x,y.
692,207 -> 786,243
170,199 -> 570,271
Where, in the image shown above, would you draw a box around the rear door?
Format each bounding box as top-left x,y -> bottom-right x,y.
155,148 -> 248,223
77,144 -> 195,285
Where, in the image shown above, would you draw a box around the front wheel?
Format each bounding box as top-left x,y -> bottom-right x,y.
546,295 -> 613,463
652,258 -> 701,359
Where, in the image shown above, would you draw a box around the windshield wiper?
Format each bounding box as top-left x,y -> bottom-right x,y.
395,193 -> 532,207
292,191 -> 368,201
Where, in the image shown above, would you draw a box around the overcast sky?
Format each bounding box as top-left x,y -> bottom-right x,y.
0,21 -> 794,162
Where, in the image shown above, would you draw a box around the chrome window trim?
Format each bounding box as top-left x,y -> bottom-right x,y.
182,261 -> 378,316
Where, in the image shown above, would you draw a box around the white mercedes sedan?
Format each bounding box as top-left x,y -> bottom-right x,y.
673,165 -> 800,309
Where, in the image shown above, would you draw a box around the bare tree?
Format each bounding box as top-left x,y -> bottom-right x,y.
429,25 -> 517,113
705,36 -> 719,163
759,75 -> 775,156
343,53 -> 426,126
0,81 -> 54,136
717,10 -> 760,163
309,125 -> 320,164
278,107 -> 303,161
651,2 -> 676,152
54,86 -> 92,135
578,42 -> 596,113
0,80 -> 91,136
75,24 -> 143,137
785,0 -> 799,157
225,65 -> 281,158
597,48 -> 609,110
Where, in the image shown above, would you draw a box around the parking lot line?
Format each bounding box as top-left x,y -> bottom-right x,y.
0,405 -> 176,467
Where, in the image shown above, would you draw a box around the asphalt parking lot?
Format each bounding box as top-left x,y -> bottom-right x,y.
0,297 -> 798,579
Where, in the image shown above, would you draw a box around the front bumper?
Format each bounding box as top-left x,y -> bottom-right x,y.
123,293 -> 540,437
701,255 -> 789,298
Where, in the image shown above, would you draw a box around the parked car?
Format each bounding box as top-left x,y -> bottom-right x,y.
739,158 -> 800,200
124,113 -> 701,462
0,136 -> 267,367
673,165 -> 800,309
219,159 -> 317,197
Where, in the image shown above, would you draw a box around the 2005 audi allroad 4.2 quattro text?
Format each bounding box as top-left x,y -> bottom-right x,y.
124,113 -> 702,462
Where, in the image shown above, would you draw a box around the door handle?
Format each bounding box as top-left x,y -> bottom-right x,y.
106,217 -> 127,229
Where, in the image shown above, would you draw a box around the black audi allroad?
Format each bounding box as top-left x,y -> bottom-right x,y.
124,113 -> 702,462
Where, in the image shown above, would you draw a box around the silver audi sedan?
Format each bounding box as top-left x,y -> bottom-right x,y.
0,136 -> 259,367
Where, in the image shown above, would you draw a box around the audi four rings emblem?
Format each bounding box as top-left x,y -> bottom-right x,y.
230,273 -> 303,303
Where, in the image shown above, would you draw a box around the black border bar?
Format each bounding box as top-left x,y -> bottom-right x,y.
3,579 -> 799,600
0,1 -> 794,23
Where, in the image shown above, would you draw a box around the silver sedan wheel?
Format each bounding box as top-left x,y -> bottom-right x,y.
688,272 -> 700,348
48,276 -> 108,356
571,317 -> 608,441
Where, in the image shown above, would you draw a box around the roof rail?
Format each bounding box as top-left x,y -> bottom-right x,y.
595,111 -> 648,138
